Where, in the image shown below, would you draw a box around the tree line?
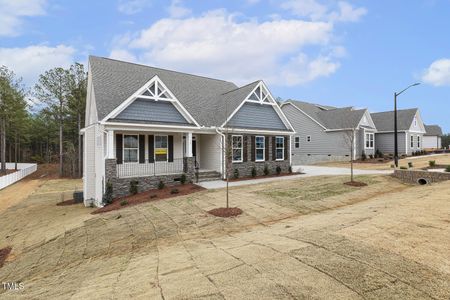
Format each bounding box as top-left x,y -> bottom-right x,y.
0,63 -> 87,178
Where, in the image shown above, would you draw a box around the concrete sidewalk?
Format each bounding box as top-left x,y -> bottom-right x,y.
198,165 -> 392,189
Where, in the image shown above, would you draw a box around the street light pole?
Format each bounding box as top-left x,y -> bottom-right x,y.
393,82 -> 420,168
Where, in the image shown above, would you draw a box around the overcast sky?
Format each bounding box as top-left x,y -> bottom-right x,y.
0,0 -> 449,132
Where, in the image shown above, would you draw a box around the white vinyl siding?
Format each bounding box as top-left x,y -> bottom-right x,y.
199,134 -> 221,172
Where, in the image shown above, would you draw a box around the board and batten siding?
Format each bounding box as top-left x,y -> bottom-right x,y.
227,103 -> 288,131
83,125 -> 98,203
282,104 -> 358,164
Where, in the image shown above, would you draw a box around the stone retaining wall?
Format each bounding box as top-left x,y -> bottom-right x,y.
393,169 -> 450,184
105,158 -> 195,198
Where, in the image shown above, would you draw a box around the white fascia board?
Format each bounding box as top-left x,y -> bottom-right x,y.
221,127 -> 294,135
101,75 -> 201,127
281,102 -> 327,130
102,122 -> 212,133
259,81 -> 295,131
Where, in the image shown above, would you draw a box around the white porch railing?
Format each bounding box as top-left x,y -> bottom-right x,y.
116,158 -> 185,178
0,163 -> 37,190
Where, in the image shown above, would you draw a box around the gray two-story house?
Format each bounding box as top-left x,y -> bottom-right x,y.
371,108 -> 426,155
82,56 -> 294,206
281,100 -> 377,165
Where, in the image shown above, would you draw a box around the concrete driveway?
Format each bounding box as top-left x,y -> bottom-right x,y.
199,165 -> 391,189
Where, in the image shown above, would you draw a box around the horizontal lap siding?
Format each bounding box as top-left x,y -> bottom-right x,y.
227,103 -> 288,131
199,134 -> 221,172
113,98 -> 190,124
375,132 -> 406,154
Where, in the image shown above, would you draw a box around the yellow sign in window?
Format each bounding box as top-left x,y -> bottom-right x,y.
155,148 -> 167,155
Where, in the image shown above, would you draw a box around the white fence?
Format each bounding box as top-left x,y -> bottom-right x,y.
0,163 -> 37,190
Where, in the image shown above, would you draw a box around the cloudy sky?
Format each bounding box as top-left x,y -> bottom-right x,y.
0,0 -> 449,131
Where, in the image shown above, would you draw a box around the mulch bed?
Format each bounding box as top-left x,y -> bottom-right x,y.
0,247 -> 12,269
422,165 -> 448,170
225,172 -> 302,182
344,181 -> 368,187
56,199 -> 79,206
208,207 -> 243,218
92,183 -> 205,214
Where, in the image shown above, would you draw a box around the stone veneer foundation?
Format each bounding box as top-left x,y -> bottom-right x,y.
393,169 -> 450,184
105,157 -> 195,198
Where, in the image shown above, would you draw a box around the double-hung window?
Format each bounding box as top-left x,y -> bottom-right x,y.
410,135 -> 414,148
275,136 -> 284,160
155,135 -> 168,162
365,133 -> 374,149
417,136 -> 421,148
123,135 -> 138,163
255,136 -> 265,161
294,136 -> 300,148
232,135 -> 243,162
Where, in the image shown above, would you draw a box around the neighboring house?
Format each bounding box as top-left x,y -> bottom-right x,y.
371,108 -> 426,155
423,125 -> 443,150
280,100 -> 377,165
82,56 -> 294,206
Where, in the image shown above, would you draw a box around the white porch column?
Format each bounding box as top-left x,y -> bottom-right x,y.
107,130 -> 115,159
186,132 -> 193,157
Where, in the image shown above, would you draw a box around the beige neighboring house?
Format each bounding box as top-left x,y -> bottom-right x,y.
423,125 -> 443,150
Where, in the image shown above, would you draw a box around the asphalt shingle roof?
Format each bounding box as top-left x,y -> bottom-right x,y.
371,109 -> 418,132
424,125 -> 443,136
90,56 -> 250,127
285,100 -> 367,130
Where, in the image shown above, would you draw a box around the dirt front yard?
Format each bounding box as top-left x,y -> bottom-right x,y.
317,153 -> 450,170
0,175 -> 449,299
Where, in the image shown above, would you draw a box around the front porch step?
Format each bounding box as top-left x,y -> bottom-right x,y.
196,171 -> 221,182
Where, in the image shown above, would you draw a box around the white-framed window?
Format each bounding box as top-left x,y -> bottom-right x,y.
275,136 -> 284,160
307,136 -> 312,142
232,135 -> 243,162
255,136 -> 265,161
410,135 -> 414,148
155,135 -> 168,162
417,136 -> 421,148
123,135 -> 138,163
365,133 -> 374,149
294,136 -> 300,148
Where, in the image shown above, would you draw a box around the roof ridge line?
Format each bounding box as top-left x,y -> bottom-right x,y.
89,55 -> 237,85
221,80 -> 260,96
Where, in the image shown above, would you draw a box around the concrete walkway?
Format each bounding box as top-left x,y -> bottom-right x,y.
198,165 -> 392,189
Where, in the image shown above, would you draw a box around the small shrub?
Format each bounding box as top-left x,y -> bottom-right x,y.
233,168 -> 239,179
180,173 -> 187,185
129,180 -> 139,195
408,162 -> 413,168
158,180 -> 165,190
276,165 -> 282,175
446,166 -> 450,173
400,166 -> 408,170
263,165 -> 269,176
103,181 -> 114,205
120,200 -> 128,206
369,154 -> 374,160
150,194 -> 157,199
361,152 -> 367,161
251,167 -> 257,177
170,188 -> 179,194
390,164 -> 395,168
429,160 -> 436,167
288,166 -> 292,173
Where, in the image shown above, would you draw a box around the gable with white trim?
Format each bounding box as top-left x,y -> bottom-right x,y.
409,110 -> 426,133
224,81 -> 293,131
358,110 -> 376,130
104,76 -> 199,126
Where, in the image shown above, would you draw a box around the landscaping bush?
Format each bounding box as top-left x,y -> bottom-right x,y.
170,188 -> 179,194
103,181 -> 114,205
251,167 -> 257,178
233,168 -> 239,179
120,200 -> 128,206
400,166 -> 408,170
429,160 -> 436,167
390,164 -> 395,168
129,180 -> 139,195
288,166 -> 292,173
375,149 -> 384,158
276,166 -> 282,175
408,162 -> 413,168
369,154 -> 374,160
263,165 -> 269,176
361,152 -> 367,161
158,180 -> 165,190
446,166 -> 450,173
180,173 -> 187,184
